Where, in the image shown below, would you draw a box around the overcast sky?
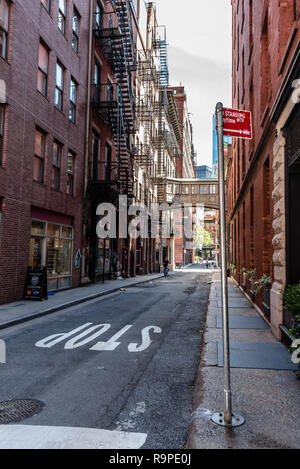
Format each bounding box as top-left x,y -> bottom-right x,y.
155,0 -> 232,166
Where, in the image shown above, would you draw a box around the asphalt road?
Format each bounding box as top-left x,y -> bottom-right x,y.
0,265 -> 211,449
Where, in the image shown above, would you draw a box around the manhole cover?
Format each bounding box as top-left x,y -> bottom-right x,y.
0,399 -> 44,424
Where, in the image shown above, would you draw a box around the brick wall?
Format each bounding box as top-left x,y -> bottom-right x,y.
0,0 -> 89,303
228,0 -> 300,324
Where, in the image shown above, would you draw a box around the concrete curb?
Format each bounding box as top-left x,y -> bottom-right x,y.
0,274 -> 165,331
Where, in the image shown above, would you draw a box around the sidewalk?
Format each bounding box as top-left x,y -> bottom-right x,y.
0,272 -> 165,330
188,272 -> 300,449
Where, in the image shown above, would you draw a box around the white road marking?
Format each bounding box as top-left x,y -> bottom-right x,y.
35,323 -> 93,348
64,324 -> 111,349
128,326 -> 162,352
0,425 -> 147,449
90,325 -> 133,351
35,323 -> 162,353
116,401 -> 146,431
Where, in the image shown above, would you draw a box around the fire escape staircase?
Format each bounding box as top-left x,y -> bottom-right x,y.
92,0 -> 136,198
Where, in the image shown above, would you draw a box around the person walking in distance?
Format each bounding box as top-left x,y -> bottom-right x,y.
163,258 -> 170,278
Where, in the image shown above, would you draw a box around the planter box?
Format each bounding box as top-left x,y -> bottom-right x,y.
262,283 -> 271,319
283,307 -> 294,331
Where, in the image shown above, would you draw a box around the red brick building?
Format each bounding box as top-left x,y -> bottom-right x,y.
228,0 -> 300,339
168,86 -> 195,267
82,0 -> 137,283
0,0 -> 89,303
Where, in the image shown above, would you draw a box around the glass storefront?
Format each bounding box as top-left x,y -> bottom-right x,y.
29,220 -> 73,291
95,238 -> 111,277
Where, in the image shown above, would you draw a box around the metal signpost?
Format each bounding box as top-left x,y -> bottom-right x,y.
211,102 -> 251,427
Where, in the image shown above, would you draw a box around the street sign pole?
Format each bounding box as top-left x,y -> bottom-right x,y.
211,102 -> 245,428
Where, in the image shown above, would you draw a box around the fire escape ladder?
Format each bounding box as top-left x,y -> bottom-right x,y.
92,0 -> 135,198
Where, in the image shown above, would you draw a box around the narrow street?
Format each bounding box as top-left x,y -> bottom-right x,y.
0,266 -> 211,449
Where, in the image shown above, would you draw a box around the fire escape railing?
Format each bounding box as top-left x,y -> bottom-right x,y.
92,0 -> 136,197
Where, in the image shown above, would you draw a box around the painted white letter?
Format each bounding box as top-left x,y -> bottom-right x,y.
90,325 -> 133,351
128,326 -> 162,353
64,324 -> 111,349
35,323 -> 93,348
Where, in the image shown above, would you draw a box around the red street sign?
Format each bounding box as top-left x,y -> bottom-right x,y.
223,108 -> 252,140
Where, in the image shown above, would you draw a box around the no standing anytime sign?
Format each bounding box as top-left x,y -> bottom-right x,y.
223,108 -> 252,140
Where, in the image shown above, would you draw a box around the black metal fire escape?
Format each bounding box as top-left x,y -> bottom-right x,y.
92,0 -> 136,198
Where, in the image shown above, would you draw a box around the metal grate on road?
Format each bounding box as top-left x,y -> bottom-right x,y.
0,399 -> 45,424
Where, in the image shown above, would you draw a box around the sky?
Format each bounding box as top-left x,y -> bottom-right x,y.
155,0 -> 232,166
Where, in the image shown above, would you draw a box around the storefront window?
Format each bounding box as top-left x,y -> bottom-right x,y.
29,237 -> 43,268
47,223 -> 60,237
96,238 -> 111,275
29,219 -> 73,291
31,220 -> 45,235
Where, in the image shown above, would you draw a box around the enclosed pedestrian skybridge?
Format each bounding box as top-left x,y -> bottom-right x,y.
164,178 -> 219,210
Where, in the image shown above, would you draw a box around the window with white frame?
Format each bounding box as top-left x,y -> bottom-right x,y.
52,140 -> 62,190
34,128 -> 46,183
58,0 -> 67,35
55,61 -> 64,110
72,7 -> 80,53
41,0 -> 50,13
67,150 -> 75,195
0,0 -> 9,60
69,78 -> 77,123
37,41 -> 49,97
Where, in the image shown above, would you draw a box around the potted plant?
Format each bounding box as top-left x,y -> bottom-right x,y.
254,275 -> 271,318
247,269 -> 256,300
283,283 -> 300,336
229,262 -> 236,277
283,284 -> 300,372
241,267 -> 247,291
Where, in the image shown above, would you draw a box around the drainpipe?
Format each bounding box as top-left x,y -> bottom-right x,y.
81,0 -> 94,284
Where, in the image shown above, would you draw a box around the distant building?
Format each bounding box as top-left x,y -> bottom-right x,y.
212,113 -> 232,177
196,165 -> 214,179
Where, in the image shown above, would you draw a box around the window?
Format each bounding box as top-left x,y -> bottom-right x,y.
41,0 -> 50,13
55,62 -> 64,110
37,41 -> 49,96
0,0 -> 9,60
30,220 -> 73,291
95,2 -> 103,29
91,131 -> 100,180
72,7 -> 80,53
67,150 -> 75,195
105,143 -> 112,181
182,185 -> 189,195
52,141 -> 62,190
200,185 -> 207,195
0,105 -> 4,166
209,185 -> 216,195
93,61 -> 101,101
191,185 -> 198,195
69,78 -> 77,123
34,129 -> 46,183
58,0 -> 67,35
261,12 -> 270,113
